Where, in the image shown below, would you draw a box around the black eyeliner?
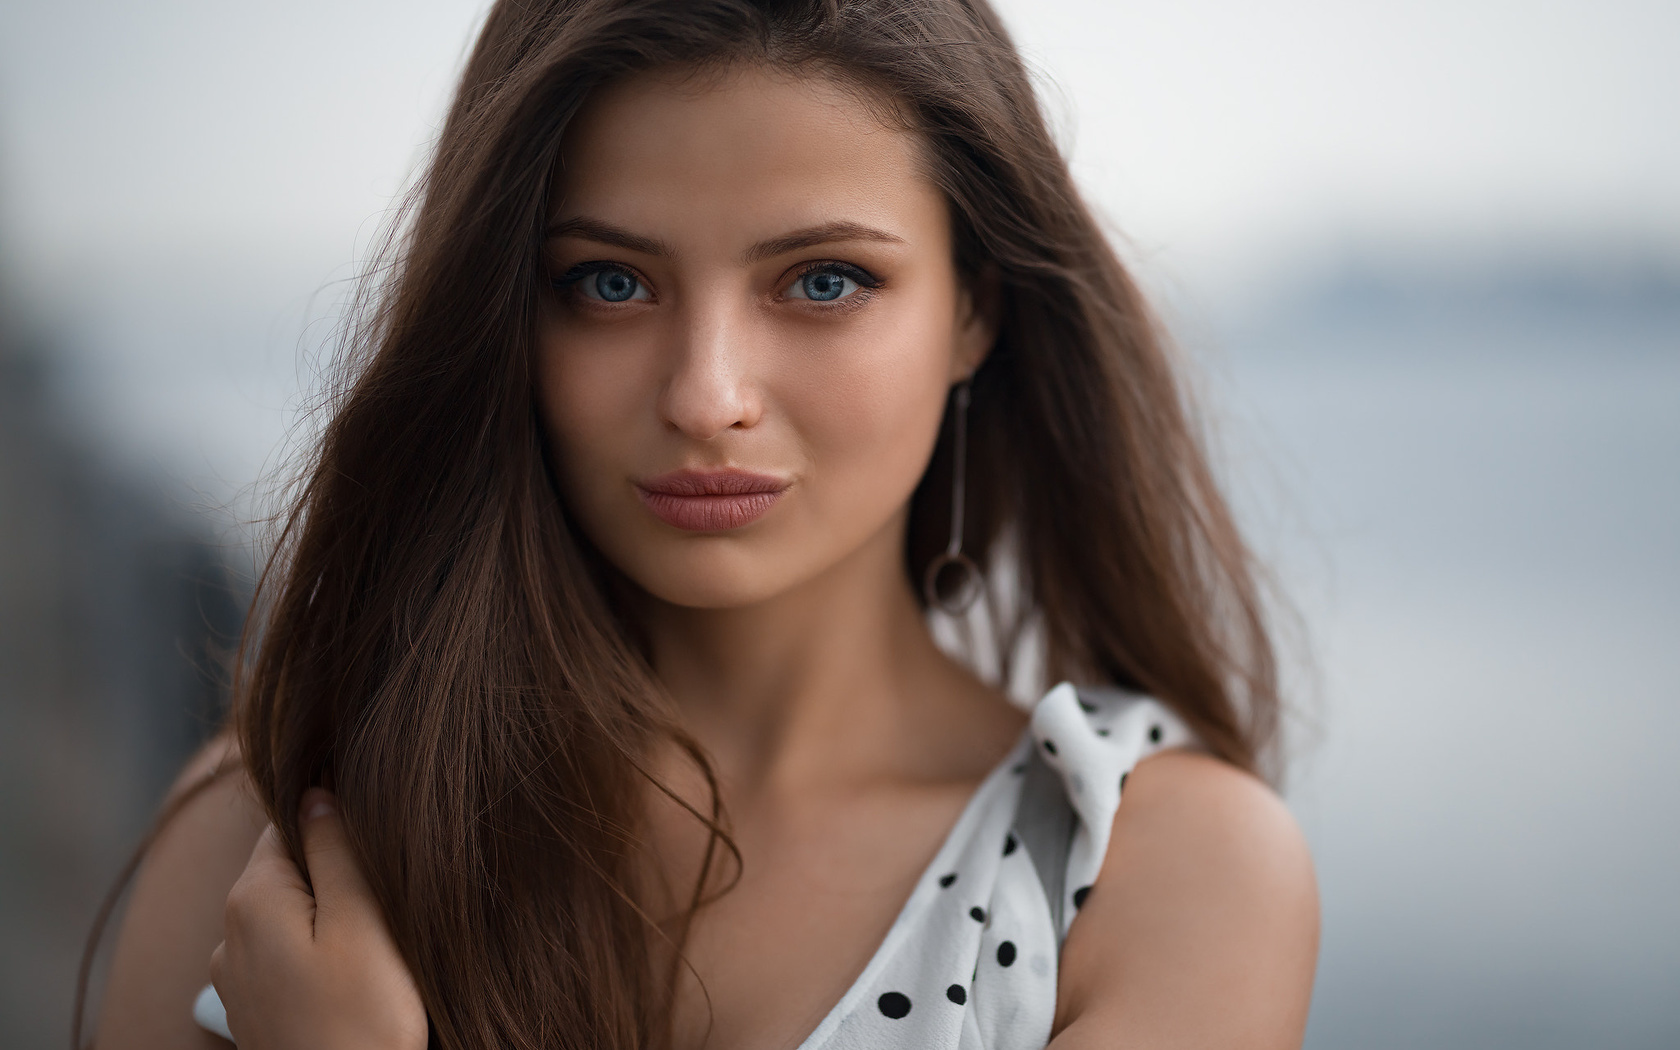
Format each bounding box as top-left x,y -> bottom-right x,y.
553,260 -> 638,288
794,260 -> 883,288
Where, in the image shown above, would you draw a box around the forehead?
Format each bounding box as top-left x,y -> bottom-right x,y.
552,64 -> 945,248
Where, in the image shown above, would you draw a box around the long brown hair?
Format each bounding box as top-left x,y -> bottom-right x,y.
230,1 -> 1280,1047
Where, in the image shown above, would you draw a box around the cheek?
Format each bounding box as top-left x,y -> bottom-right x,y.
533,322 -> 657,512
777,300 -> 956,536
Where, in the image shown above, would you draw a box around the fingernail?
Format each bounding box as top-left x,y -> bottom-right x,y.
301,789 -> 336,823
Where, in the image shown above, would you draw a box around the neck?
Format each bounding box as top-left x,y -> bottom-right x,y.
639,515 -> 968,792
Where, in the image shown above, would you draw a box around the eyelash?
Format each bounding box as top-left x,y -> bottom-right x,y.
548,260 -> 884,305
791,260 -> 882,289
551,262 -> 647,295
788,261 -> 882,306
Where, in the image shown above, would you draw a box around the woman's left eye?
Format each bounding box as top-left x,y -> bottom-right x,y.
784,265 -> 870,303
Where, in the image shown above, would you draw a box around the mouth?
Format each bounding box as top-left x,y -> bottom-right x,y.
635,469 -> 790,532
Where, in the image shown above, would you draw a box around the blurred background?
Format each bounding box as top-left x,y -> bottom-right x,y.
0,1 -> 1675,1047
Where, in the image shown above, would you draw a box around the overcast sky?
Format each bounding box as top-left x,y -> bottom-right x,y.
0,0 -> 1675,493
2,0 -> 1676,292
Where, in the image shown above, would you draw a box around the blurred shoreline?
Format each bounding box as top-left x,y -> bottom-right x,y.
0,310 -> 245,1049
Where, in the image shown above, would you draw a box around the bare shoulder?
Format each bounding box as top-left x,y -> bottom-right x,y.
1052,749 -> 1319,1050
96,732 -> 270,1050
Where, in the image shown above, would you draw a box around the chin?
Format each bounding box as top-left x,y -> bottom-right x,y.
628,567 -> 789,610
609,542 -> 801,610
584,502 -> 894,612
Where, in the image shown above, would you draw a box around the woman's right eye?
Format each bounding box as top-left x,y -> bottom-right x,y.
560,265 -> 651,303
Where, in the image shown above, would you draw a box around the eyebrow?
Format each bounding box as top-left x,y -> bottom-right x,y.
544,216 -> 906,263
741,220 -> 907,263
545,217 -> 672,257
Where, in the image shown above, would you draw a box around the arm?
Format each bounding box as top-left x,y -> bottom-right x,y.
96,734 -> 269,1050
1050,750 -> 1320,1049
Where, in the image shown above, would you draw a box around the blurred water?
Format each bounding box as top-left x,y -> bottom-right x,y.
1207,265 -> 1680,1047
8,252 -> 1669,1050
6,247 -> 1678,1049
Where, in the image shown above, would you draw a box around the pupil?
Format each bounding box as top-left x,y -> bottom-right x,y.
804,272 -> 844,301
597,271 -> 635,302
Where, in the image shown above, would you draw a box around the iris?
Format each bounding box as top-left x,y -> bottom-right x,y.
802,271 -> 847,301
595,270 -> 639,302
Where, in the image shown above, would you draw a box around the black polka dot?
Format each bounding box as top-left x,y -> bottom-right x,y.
1011,762 -> 1027,775
1078,698 -> 1098,714
939,872 -> 958,888
996,940 -> 1017,967
969,906 -> 987,922
1149,724 -> 1163,743
1073,885 -> 1092,910
1042,739 -> 1057,756
1119,771 -> 1130,793
1002,832 -> 1018,856
1096,727 -> 1110,737
946,984 -> 967,1006
878,992 -> 911,1019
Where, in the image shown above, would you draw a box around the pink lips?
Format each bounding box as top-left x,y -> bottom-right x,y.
636,469 -> 788,532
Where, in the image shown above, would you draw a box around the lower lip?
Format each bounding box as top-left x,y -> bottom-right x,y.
637,489 -> 784,531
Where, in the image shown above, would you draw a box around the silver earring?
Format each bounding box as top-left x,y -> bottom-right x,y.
923,381 -> 983,615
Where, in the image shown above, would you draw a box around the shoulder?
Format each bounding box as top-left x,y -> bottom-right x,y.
97,733 -> 270,1050
1099,749 -> 1314,897
1052,748 -> 1319,1049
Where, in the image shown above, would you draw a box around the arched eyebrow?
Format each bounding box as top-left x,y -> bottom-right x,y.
545,217 -> 906,263
741,221 -> 907,263
545,217 -> 671,257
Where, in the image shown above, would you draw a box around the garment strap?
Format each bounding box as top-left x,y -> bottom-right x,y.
1012,740 -> 1078,945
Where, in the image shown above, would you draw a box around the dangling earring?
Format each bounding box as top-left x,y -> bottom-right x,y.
923,380 -> 983,615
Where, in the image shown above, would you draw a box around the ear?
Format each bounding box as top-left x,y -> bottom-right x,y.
950,265 -> 1001,383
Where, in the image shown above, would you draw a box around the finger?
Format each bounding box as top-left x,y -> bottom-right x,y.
225,824 -> 315,930
242,823 -> 310,891
298,789 -> 383,935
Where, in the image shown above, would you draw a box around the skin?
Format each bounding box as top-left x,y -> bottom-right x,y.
96,739 -> 264,1050
96,65 -> 1318,1050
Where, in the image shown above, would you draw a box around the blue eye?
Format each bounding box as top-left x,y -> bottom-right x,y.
566,265 -> 650,303
802,271 -> 850,301
594,269 -> 641,302
782,263 -> 873,300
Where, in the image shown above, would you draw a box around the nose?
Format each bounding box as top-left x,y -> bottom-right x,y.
658,305 -> 763,441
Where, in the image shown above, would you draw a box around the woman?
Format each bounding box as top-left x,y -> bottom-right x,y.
92,1 -> 1318,1048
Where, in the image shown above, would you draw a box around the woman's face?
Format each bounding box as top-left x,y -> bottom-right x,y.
537,64 -> 991,609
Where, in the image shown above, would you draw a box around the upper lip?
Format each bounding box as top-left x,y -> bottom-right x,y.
636,468 -> 790,496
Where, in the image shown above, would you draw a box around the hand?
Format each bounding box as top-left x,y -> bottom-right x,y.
209,790 -> 428,1050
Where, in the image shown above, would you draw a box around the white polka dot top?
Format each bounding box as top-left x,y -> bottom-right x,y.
786,681 -> 1194,1050
190,681 -> 1194,1049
